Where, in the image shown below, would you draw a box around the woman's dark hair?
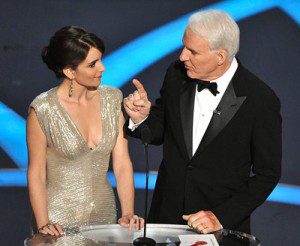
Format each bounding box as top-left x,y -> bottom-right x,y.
41,26 -> 105,78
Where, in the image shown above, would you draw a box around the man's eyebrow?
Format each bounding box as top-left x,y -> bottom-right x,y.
183,41 -> 197,54
186,46 -> 197,53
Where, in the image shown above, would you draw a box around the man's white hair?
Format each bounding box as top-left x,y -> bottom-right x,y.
187,10 -> 240,61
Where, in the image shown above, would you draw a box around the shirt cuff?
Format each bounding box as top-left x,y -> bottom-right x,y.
128,117 -> 148,131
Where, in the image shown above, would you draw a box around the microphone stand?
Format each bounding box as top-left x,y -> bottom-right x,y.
133,126 -> 156,246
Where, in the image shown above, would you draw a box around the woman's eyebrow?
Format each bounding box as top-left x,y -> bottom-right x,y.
87,59 -> 98,65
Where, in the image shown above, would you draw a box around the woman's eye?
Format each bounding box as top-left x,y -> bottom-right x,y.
89,63 -> 96,68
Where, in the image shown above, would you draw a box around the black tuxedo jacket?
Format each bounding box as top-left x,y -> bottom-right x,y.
125,60 -> 281,233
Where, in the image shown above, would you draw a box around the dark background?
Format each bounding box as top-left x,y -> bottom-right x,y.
0,1 -> 299,245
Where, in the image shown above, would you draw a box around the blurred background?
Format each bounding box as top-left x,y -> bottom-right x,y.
0,0 -> 299,245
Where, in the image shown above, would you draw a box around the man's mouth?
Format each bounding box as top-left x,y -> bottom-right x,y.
185,65 -> 192,70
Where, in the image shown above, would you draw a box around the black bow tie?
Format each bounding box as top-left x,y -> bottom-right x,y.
196,80 -> 219,96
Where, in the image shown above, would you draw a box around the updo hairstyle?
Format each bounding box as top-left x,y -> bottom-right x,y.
41,26 -> 105,78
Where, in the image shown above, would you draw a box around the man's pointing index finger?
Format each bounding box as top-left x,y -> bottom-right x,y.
132,79 -> 146,94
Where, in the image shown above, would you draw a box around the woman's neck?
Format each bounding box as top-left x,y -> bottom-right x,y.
58,79 -> 98,103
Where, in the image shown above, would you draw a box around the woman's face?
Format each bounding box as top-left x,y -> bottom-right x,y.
73,47 -> 105,87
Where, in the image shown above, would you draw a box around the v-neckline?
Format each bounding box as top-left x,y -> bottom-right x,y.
54,87 -> 104,151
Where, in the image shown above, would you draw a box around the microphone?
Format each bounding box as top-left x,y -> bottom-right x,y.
133,125 -> 156,246
141,124 -> 152,146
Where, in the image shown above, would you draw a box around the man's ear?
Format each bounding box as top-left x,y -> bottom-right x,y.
62,68 -> 75,79
217,50 -> 228,65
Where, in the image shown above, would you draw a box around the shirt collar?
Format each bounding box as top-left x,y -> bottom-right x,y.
213,57 -> 238,97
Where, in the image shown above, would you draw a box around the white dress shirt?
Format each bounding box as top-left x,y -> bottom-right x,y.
192,58 -> 238,155
129,58 -> 238,156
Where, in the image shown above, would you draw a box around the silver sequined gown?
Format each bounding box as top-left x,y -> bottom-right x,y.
29,86 -> 122,244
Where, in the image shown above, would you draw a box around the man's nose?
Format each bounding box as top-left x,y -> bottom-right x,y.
179,48 -> 189,61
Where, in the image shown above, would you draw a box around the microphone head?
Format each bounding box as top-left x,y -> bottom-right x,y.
140,125 -> 151,144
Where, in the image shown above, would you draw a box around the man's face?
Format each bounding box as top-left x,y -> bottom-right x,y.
179,28 -> 219,81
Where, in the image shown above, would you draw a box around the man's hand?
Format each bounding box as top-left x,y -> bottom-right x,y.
182,210 -> 222,233
124,79 -> 151,124
118,214 -> 145,231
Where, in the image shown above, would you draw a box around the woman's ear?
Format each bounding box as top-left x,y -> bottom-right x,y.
63,68 -> 75,80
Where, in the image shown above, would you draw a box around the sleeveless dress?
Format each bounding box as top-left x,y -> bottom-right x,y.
29,86 -> 122,244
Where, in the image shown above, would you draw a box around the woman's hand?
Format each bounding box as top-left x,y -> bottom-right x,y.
118,214 -> 145,231
38,222 -> 64,236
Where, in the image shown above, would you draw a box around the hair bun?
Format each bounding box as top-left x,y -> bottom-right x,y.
41,45 -> 57,72
41,46 -> 48,60
41,46 -> 50,65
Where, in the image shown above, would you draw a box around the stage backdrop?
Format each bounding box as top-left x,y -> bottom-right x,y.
0,0 -> 299,245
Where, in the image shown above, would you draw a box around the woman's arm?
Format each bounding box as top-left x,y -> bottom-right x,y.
112,112 -> 143,230
27,108 -> 62,236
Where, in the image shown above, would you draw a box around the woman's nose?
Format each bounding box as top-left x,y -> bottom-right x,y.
98,61 -> 106,72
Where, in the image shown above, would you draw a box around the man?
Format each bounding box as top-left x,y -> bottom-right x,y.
124,10 -> 281,234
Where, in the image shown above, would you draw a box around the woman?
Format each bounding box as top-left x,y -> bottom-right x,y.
27,26 -> 143,238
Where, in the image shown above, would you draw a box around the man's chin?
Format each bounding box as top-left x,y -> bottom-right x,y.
186,70 -> 198,79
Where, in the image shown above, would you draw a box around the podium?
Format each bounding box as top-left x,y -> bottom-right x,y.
25,224 -> 261,245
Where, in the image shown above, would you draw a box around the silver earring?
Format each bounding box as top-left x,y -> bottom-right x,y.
69,78 -> 74,97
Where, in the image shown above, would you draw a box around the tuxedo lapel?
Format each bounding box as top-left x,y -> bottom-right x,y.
180,80 -> 196,160
194,82 -> 246,156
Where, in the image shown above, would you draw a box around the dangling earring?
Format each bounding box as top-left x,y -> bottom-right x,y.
69,77 -> 74,97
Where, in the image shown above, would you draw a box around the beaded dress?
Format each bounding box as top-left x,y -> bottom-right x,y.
29,86 -> 122,245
